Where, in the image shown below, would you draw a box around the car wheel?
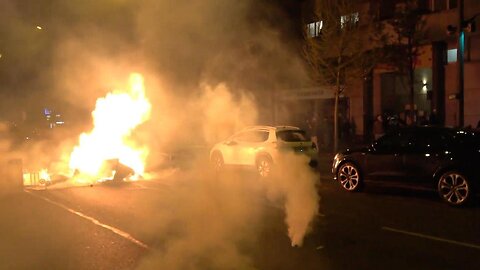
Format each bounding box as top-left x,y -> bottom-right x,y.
256,156 -> 272,177
437,171 -> 471,206
210,152 -> 224,172
337,162 -> 362,192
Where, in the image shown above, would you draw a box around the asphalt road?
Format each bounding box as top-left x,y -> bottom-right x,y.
1,158 -> 479,270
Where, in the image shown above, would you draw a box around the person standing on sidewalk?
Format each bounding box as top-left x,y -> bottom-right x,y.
306,115 -> 319,149
373,114 -> 385,140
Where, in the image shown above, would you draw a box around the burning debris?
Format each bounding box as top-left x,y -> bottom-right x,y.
19,73 -> 152,187
67,73 -> 151,184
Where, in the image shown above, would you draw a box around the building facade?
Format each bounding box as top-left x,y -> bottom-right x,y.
371,0 -> 480,129
301,0 -> 480,141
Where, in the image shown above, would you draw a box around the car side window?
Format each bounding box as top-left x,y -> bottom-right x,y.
235,131 -> 269,143
413,131 -> 449,152
276,130 -> 308,142
374,131 -> 404,152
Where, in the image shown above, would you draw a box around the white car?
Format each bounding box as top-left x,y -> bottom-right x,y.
209,125 -> 318,177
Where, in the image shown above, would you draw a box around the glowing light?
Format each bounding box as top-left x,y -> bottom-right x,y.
422,79 -> 428,92
69,73 -> 151,181
22,169 -> 51,186
36,26 -> 42,30
39,169 -> 51,182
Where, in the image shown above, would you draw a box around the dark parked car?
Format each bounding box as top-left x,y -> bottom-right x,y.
332,126 -> 480,206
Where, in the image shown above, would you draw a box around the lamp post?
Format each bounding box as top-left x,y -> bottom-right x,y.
458,0 -> 464,127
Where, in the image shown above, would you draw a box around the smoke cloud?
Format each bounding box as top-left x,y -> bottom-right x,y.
137,167 -> 262,270
136,154 -> 319,269
1,0 -> 321,268
264,153 -> 320,247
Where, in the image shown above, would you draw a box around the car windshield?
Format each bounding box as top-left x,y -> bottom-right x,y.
276,130 -> 308,142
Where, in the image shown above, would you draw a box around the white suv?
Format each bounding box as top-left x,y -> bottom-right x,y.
209,126 -> 318,177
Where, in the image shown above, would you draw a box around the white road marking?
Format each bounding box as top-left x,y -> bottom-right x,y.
24,190 -> 149,249
129,182 -> 173,191
382,226 -> 480,250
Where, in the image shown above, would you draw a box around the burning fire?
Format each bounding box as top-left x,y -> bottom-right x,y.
69,73 -> 151,181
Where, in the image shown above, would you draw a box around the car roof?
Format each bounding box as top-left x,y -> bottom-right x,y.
240,125 -> 302,132
388,125 -> 480,136
396,125 -> 463,132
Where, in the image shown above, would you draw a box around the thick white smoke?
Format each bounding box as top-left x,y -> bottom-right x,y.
2,0 -> 322,268
113,78 -> 319,269
137,168 -> 262,270
198,83 -> 258,144
263,153 -> 320,247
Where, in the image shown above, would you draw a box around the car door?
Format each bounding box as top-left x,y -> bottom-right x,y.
364,130 -> 407,182
223,130 -> 269,165
402,129 -> 451,188
222,131 -> 253,165
220,132 -> 246,165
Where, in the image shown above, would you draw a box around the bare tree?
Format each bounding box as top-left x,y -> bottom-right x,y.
303,0 -> 385,152
386,0 -> 427,124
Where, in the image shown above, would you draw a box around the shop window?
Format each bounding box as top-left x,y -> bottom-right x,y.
307,21 -> 323,38
447,48 -> 457,63
341,12 -> 359,28
431,0 -> 457,12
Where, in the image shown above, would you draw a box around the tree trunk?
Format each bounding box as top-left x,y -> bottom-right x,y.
334,70 -> 340,153
409,66 -> 415,124
409,39 -> 415,124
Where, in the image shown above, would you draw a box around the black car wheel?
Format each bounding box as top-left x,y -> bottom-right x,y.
437,171 -> 471,206
211,152 -> 224,172
338,162 -> 362,192
256,156 -> 272,177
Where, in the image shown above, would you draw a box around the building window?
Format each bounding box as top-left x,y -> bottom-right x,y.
431,0 -> 457,12
379,1 -> 396,20
434,0 -> 447,12
341,12 -> 359,28
449,0 -> 458,9
307,21 -> 323,38
417,0 -> 431,12
447,48 -> 457,63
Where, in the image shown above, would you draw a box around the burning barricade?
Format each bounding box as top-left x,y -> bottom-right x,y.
21,73 -> 151,187
67,73 -> 151,185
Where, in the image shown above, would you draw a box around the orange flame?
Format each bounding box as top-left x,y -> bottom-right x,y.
69,73 -> 151,181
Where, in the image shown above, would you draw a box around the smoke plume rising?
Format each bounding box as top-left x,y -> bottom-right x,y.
1,0 -> 322,268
